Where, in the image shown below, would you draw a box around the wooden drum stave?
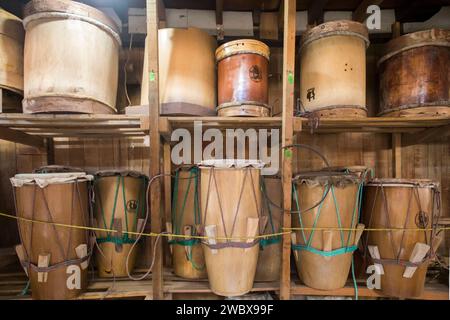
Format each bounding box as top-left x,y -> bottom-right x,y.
22,0 -> 120,114
93,171 -> 148,278
200,160 -> 263,296
378,29 -> 450,117
299,20 -> 369,118
362,179 -> 442,298
291,168 -> 367,290
11,172 -> 93,300
216,40 -> 270,117
169,167 -> 207,279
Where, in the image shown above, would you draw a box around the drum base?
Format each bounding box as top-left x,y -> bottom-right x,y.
173,244 -> 207,279
161,102 -> 217,116
217,103 -> 270,117
378,264 -> 428,299
96,242 -> 137,278
304,106 -> 367,118
379,106 -> 450,117
23,96 -> 116,114
254,243 -> 281,282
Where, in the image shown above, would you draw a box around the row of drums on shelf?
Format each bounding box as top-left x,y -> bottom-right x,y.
1,1 -> 449,117
11,162 -> 442,299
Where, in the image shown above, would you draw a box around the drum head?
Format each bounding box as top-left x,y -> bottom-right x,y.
199,159 -> 265,169
11,172 -> 93,188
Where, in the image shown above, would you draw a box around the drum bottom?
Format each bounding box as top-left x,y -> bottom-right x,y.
254,243 -> 281,282
217,103 -> 270,117
379,105 -> 450,117
96,242 -> 137,278
161,102 -> 217,116
23,96 -> 116,114
302,106 -> 367,118
173,244 -> 207,280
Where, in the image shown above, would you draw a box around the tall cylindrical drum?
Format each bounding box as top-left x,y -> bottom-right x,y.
93,171 -> 148,278
216,40 -> 270,117
255,176 -> 282,282
291,169 -> 366,290
300,20 -> 369,117
141,28 -> 217,116
170,167 -> 207,279
378,29 -> 450,117
200,160 -> 263,296
23,0 -> 120,114
11,172 -> 93,300
362,179 -> 441,298
0,8 -> 23,94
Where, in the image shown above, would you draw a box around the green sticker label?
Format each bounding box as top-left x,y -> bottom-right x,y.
284,149 -> 293,158
288,72 -> 294,84
149,71 -> 156,82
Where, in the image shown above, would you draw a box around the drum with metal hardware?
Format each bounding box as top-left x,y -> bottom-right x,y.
299,20 -> 369,117
93,171 -> 148,278
291,167 -> 367,290
378,29 -> 449,117
11,172 -> 93,300
169,167 -> 207,279
200,160 -> 263,296
362,179 -> 442,298
216,40 -> 270,117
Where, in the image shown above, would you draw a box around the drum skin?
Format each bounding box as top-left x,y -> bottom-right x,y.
171,170 -> 207,279
255,176 -> 281,282
22,0 -> 120,114
292,174 -> 362,290
200,166 -> 261,296
216,40 -> 270,117
13,177 -> 90,300
362,179 -> 439,298
299,20 -> 369,118
378,29 -> 450,117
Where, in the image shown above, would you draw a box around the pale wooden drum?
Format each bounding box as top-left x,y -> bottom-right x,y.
22,0 -> 120,114
299,20 -> 369,118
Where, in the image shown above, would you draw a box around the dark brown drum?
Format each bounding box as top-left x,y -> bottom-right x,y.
216,40 -> 270,117
378,29 -> 450,117
11,172 -> 93,300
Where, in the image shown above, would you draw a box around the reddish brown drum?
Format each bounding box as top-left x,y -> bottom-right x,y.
378,29 -> 450,117
216,40 -> 270,117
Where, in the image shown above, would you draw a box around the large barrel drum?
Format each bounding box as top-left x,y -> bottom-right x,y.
291,169 -> 366,290
362,179 -> 441,298
170,167 -> 207,279
300,20 -> 369,118
22,0 -> 120,114
93,171 -> 148,278
141,28 -> 216,116
216,40 -> 270,117
0,8 -> 23,95
11,172 -> 93,300
378,29 -> 450,117
255,176 -> 282,282
200,160 -> 263,296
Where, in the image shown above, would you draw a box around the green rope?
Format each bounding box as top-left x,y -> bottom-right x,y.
19,280 -> 30,296
291,244 -> 358,257
260,235 -> 282,248
351,255 -> 358,300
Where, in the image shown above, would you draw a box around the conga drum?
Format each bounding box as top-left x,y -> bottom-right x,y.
291,169 -> 366,290
141,27 -> 217,116
169,167 -> 207,279
216,40 -> 270,117
93,171 -> 148,277
299,20 -> 369,117
23,0 -> 120,114
378,29 -> 449,117
11,172 -> 93,300
362,179 -> 441,298
200,160 -> 263,296
255,176 -> 282,282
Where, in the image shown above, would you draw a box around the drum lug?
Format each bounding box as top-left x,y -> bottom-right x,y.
403,243 -> 430,278
37,253 -> 51,283
245,218 -> 259,253
75,244 -> 88,270
113,219 -> 123,253
205,225 -> 218,255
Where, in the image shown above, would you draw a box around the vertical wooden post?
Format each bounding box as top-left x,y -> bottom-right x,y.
391,21 -> 402,38
280,0 -> 296,301
46,138 -> 55,165
163,142 -> 172,266
146,0 -> 163,300
0,88 -> 3,113
392,133 -> 402,178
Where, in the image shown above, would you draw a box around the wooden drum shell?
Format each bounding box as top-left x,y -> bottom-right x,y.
141,28 -> 217,116
378,29 -> 450,117
0,8 -> 24,94
363,179 -> 438,298
200,166 -> 261,296
292,176 -> 362,290
23,0 -> 120,114
299,20 -> 369,117
12,175 -> 91,300
216,40 -> 270,117
171,170 -> 207,279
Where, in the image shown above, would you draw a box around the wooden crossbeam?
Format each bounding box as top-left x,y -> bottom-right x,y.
0,127 -> 45,149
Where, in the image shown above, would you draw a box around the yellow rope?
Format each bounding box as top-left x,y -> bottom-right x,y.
0,211 -> 449,242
